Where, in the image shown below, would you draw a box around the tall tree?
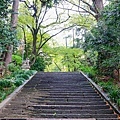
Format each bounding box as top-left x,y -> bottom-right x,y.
19,0 -> 72,65
0,0 -> 11,68
3,0 -> 19,68
92,0 -> 104,20
84,0 -> 120,80
11,0 -> 19,29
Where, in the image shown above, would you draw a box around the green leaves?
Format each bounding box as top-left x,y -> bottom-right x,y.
84,1 -> 120,77
30,57 -> 45,71
98,79 -> 120,107
0,1 -> 18,64
12,55 -> 22,66
0,80 -> 12,88
0,0 -> 11,18
69,14 -> 96,29
0,69 -> 36,102
44,46 -> 86,72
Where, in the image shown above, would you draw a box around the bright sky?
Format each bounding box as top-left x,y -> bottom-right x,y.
45,0 -> 109,47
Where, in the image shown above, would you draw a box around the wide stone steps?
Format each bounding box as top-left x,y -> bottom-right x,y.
0,72 -> 119,120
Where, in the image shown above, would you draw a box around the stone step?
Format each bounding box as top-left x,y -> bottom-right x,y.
27,113 -> 117,119
28,104 -> 110,110
33,97 -> 104,102
38,95 -> 101,98
21,90 -> 97,93
29,101 -> 106,105
40,93 -> 99,95
0,72 -> 119,119
27,108 -> 114,114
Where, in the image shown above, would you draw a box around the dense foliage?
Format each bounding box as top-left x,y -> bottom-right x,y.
30,57 -> 45,71
84,1 -> 120,80
0,0 -> 18,67
0,69 -> 36,102
43,46 -> 96,74
98,79 -> 120,107
0,0 -> 10,18
0,0 -> 119,109
18,0 -> 70,66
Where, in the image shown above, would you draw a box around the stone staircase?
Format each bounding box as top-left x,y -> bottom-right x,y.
0,72 -> 119,120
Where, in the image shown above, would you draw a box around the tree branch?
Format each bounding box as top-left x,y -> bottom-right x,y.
37,29 -> 43,51
18,25 -> 27,57
40,12 -> 70,28
55,5 -> 59,22
20,0 -> 32,8
65,0 -> 96,18
81,0 -> 96,13
38,5 -> 48,29
54,6 -> 86,13
26,24 -> 34,35
37,25 -> 74,55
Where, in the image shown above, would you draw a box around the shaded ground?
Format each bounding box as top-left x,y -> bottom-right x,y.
0,72 -> 119,120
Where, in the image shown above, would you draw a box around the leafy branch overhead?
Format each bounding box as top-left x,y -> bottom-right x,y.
18,0 -> 72,65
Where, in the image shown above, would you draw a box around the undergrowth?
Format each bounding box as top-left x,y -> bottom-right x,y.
83,67 -> 120,109
0,70 -> 36,102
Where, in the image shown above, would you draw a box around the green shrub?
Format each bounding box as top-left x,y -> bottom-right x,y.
0,86 -> 16,102
0,80 -> 12,88
14,79 -> 23,87
0,69 -> 36,103
23,74 -> 30,79
14,76 -> 28,87
29,70 -> 37,74
98,80 -> 120,108
8,63 -> 20,72
16,73 -> 30,79
80,65 -> 96,78
93,77 -> 100,84
30,57 -> 45,71
16,77 -> 25,82
98,81 -> 113,92
11,70 -> 25,77
109,87 -> 120,103
0,92 -> 6,102
117,99 -> 120,107
24,70 -> 33,76
12,55 -> 22,66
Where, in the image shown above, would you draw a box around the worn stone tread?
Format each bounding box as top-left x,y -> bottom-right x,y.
0,72 -> 119,119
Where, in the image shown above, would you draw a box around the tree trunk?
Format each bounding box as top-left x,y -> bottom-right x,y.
4,46 -> 13,68
11,0 -> 19,29
118,69 -> 120,82
32,34 -> 37,55
93,0 -> 104,11
92,0 -> 104,20
4,0 -> 19,68
30,31 -> 38,66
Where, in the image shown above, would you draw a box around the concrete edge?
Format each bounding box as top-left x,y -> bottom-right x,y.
27,118 -> 96,120
0,118 -> 96,120
0,71 -> 37,110
80,71 -> 120,115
